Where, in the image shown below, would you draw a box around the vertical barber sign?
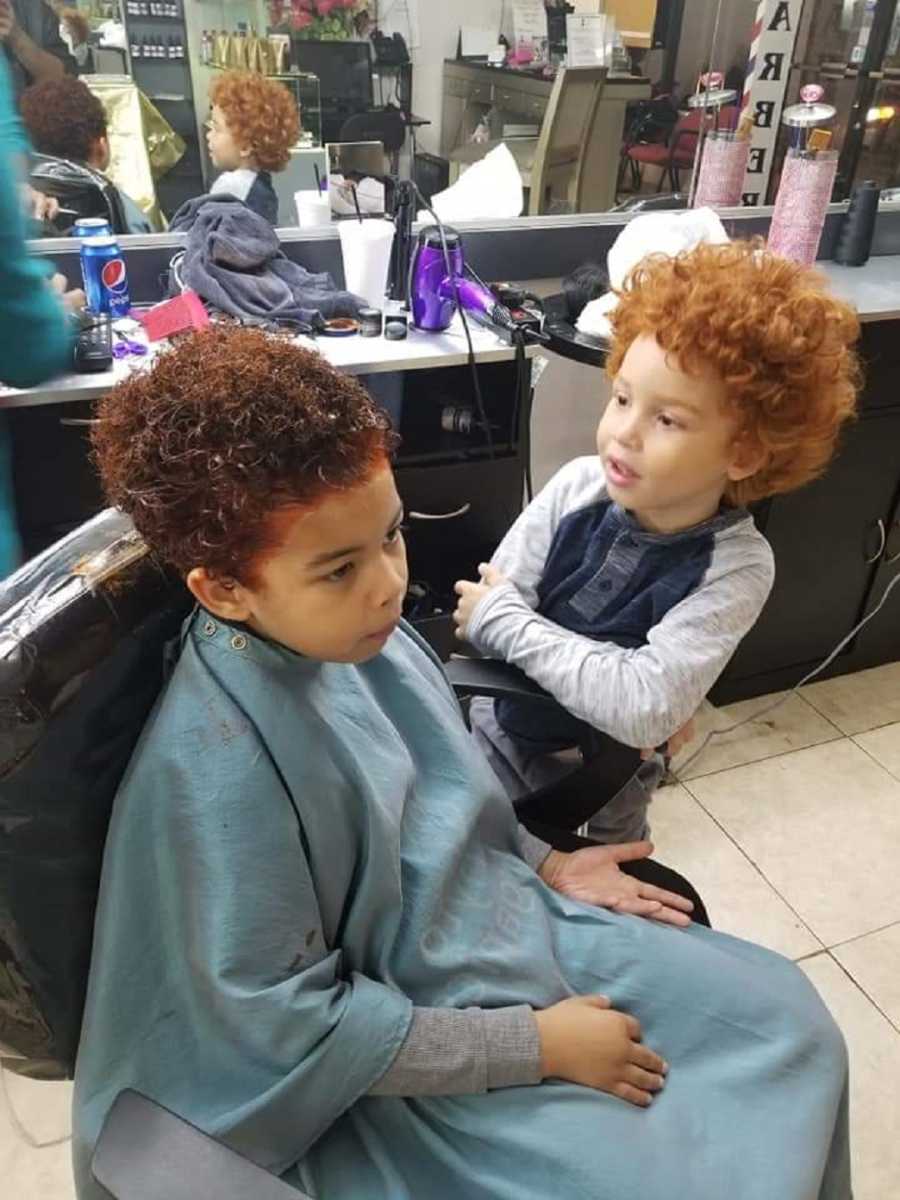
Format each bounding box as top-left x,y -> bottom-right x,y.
741,0 -> 805,205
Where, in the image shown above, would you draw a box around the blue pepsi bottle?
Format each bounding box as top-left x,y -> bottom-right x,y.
80,235 -> 132,318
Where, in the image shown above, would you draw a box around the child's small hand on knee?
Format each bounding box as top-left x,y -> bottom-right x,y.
534,995 -> 668,1107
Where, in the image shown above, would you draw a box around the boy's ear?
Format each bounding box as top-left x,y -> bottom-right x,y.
186,567 -> 254,622
727,434 -> 768,484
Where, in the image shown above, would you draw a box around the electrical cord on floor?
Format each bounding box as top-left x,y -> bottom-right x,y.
671,567 -> 900,780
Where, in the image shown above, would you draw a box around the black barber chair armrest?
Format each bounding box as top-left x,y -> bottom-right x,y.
93,1091 -> 309,1200
445,654 -> 557,706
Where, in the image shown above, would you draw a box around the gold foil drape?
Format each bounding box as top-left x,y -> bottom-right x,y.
85,75 -> 186,232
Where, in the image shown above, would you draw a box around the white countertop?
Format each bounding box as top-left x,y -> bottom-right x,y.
819,256 -> 900,322
0,315 -> 534,411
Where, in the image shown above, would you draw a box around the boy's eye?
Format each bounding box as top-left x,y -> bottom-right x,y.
385,523 -> 406,545
614,393 -> 628,407
325,562 -> 355,583
658,413 -> 681,430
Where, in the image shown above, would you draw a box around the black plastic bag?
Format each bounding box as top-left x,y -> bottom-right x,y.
0,510 -> 190,1078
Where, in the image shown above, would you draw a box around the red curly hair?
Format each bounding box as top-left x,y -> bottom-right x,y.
92,327 -> 396,583
209,71 -> 300,172
607,240 -> 860,505
20,77 -> 106,165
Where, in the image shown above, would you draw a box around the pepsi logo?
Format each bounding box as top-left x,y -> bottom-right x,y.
101,258 -> 128,294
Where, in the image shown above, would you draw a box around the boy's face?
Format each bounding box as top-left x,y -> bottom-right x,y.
206,105 -> 246,171
203,466 -> 408,664
597,334 -> 751,533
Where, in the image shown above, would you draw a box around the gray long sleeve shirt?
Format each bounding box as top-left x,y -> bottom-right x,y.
469,456 -> 775,754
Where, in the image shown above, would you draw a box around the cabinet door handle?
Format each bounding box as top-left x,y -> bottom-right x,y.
59,418 -> 98,427
885,520 -> 900,565
408,503 -> 471,521
864,518 -> 887,564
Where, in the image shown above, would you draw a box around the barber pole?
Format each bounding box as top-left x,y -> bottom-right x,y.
741,3 -> 766,121
740,0 -> 806,206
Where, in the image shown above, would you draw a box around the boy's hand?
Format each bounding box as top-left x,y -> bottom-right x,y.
539,843 -> 693,927
534,995 -> 667,1106
453,563 -> 507,639
24,186 -> 59,224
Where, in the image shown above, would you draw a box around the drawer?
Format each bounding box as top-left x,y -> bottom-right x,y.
396,458 -> 523,560
492,86 -> 546,117
445,77 -> 493,105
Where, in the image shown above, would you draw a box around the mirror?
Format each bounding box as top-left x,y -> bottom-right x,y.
678,0 -> 900,212
11,0 -> 900,244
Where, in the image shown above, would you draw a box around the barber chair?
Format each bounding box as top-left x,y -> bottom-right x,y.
93,1091 -> 307,1200
0,509 -> 706,1099
338,107 -> 407,176
609,192 -> 688,213
29,154 -> 130,237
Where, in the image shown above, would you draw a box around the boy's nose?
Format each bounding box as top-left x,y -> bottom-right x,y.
374,557 -> 407,610
616,416 -> 642,449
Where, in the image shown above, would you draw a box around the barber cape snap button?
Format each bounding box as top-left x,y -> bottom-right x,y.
202,619 -> 217,637
230,633 -> 248,652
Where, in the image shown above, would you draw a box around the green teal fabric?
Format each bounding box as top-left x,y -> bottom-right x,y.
0,59 -> 72,576
73,614 -> 851,1200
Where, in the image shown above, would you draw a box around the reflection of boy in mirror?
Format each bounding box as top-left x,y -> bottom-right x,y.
0,0 -> 76,101
20,76 -> 152,234
207,70 -> 300,225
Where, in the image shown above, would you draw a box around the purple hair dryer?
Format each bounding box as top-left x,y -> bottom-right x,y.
409,225 -> 516,333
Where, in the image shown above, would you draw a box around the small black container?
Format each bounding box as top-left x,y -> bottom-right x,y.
358,307 -> 383,337
833,180 -> 881,267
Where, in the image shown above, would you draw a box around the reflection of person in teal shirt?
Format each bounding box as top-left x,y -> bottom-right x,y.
0,57 -> 72,575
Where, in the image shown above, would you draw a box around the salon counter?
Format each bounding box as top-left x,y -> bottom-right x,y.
0,317 -> 535,412
818,256 -> 900,323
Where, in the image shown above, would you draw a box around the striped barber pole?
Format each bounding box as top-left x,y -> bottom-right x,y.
741,2 -> 767,118
740,0 -> 805,204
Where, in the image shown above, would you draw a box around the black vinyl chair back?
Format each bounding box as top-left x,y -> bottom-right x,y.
29,154 -> 131,236
338,107 -> 406,153
0,510 -> 191,1078
338,107 -> 406,173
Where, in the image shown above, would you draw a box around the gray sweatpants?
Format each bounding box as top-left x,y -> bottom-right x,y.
469,697 -> 663,845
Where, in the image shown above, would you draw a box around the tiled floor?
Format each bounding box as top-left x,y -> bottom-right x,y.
3,664 -> 899,1198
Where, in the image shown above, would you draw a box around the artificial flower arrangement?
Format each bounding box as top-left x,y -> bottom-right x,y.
268,0 -> 365,41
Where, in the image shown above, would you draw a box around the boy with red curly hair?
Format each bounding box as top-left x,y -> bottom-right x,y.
207,70 -> 300,224
455,240 -> 860,846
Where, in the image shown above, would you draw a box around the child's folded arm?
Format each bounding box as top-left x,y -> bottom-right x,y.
491,457 -> 605,605
466,551 -> 774,749
369,1005 -> 542,1095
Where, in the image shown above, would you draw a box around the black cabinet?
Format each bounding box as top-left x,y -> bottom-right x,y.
712,323 -> 900,704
